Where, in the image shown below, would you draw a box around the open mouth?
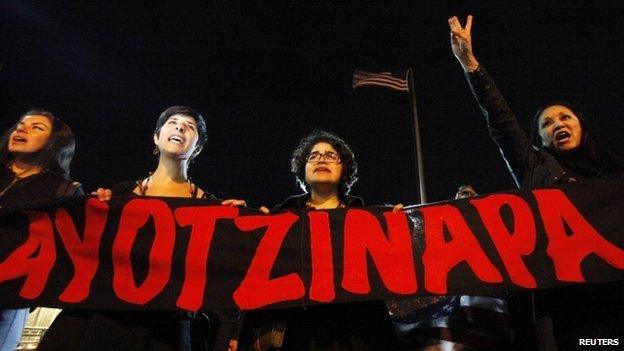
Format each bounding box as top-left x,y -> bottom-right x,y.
168,135 -> 185,145
11,136 -> 27,143
555,131 -> 570,143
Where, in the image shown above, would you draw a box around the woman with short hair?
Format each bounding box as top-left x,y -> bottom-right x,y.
40,106 -> 244,351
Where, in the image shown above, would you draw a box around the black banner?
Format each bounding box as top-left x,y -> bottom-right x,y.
1,179 -> 623,311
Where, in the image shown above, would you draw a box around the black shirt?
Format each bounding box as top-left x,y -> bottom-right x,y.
0,167 -> 83,208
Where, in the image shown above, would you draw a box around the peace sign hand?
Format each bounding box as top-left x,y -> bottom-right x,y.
448,15 -> 479,72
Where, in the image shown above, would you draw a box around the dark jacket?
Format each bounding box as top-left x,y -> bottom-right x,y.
467,66 -> 574,187
0,168 -> 83,208
272,193 -> 364,211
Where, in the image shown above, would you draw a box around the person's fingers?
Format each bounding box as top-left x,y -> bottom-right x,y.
221,199 -> 247,207
449,16 -> 460,31
448,17 -> 455,30
259,206 -> 270,214
392,204 -> 404,213
466,15 -> 473,32
450,28 -> 463,37
94,188 -> 112,202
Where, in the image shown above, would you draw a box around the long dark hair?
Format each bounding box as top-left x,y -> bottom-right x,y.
531,102 -> 622,177
154,106 -> 208,164
0,109 -> 76,179
291,129 -> 358,196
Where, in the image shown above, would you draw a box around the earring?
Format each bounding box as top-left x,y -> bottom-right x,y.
153,146 -> 159,155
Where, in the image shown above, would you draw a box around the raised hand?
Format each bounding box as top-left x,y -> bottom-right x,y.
448,15 -> 479,72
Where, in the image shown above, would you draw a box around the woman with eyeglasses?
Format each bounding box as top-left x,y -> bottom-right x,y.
39,106 -> 244,351
0,109 -> 83,351
239,129 -> 397,351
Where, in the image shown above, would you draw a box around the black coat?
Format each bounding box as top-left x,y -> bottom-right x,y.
466,66 -> 572,187
0,168 -> 83,208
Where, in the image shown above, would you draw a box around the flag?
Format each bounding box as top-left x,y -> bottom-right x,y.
352,69 -> 409,92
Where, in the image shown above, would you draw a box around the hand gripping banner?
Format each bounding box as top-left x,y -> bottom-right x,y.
0,179 -> 623,312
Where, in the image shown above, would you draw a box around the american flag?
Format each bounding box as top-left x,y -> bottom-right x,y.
352,69 -> 409,92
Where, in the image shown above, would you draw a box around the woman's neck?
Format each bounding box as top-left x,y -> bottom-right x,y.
139,157 -> 200,198
309,188 -> 341,209
10,159 -> 43,178
152,156 -> 189,183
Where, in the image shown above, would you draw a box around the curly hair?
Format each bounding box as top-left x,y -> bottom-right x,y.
291,129 -> 358,195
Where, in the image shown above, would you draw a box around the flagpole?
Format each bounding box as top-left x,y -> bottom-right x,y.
407,68 -> 427,204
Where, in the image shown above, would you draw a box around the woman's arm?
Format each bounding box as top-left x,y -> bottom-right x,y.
449,15 -> 535,187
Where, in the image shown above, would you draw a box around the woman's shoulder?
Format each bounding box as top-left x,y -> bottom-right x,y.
198,188 -> 219,201
110,180 -> 141,195
343,194 -> 364,207
272,193 -> 364,211
272,193 -> 308,211
40,173 -> 83,197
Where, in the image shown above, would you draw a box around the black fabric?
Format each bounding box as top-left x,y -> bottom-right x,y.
241,193 -> 398,351
466,66 -> 624,348
272,193 -> 364,212
466,66 -> 567,187
40,181 -> 231,351
110,180 -> 219,200
0,168 -> 83,208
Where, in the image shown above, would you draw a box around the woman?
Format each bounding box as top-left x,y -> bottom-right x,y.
241,129 -> 397,351
448,15 -> 622,188
40,106 -> 243,351
0,109 -> 83,351
449,16 -> 623,350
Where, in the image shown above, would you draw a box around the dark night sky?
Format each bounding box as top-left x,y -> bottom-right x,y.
2,1 -> 624,207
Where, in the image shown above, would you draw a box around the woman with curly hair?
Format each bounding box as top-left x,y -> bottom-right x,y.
239,129 -> 397,351
276,129 -> 360,210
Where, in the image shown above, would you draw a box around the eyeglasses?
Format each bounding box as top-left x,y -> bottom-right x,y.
306,151 -> 341,163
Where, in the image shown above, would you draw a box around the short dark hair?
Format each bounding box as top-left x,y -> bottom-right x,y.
291,129 -> 358,195
0,109 -> 76,179
154,106 -> 208,163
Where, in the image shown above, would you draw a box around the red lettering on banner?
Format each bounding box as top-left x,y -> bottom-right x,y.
174,206 -> 238,311
533,189 -> 624,281
0,211 -> 56,299
471,195 -> 537,288
308,211 -> 335,302
233,213 -> 304,309
55,198 -> 109,302
342,210 -> 417,295
112,199 -> 176,304
421,205 -> 502,294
